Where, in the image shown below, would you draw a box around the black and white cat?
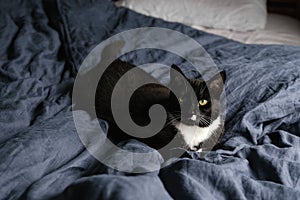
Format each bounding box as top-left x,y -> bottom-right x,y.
168,64 -> 226,152
95,59 -> 226,152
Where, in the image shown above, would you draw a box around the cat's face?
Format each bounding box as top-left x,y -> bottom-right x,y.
167,64 -> 226,128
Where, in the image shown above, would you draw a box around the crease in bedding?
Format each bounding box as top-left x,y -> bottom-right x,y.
0,0 -> 300,199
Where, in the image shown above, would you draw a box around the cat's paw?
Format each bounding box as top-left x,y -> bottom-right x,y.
188,142 -> 203,151
196,148 -> 203,153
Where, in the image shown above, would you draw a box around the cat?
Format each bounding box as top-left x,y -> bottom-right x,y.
95,59 -> 226,152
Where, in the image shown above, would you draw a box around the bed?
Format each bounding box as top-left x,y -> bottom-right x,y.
117,0 -> 300,47
192,13 -> 300,46
1,0 -> 300,199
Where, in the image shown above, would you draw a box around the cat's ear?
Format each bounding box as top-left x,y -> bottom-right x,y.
170,64 -> 188,88
218,71 -> 226,83
171,64 -> 186,77
170,64 -> 187,81
207,71 -> 226,96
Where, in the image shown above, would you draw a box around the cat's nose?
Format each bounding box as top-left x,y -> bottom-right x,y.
190,114 -> 197,121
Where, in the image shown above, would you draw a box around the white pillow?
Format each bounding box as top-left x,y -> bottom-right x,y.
119,0 -> 267,31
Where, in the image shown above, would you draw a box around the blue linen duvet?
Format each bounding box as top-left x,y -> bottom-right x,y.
0,0 -> 300,199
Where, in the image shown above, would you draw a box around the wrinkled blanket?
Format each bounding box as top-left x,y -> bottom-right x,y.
1,0 -> 300,199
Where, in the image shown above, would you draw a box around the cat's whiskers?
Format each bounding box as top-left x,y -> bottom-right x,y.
200,119 -> 210,126
165,115 -> 180,127
200,117 -> 209,125
199,115 -> 211,125
165,120 -> 176,127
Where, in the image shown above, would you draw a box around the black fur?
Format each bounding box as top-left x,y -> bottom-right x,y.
95,59 -> 226,151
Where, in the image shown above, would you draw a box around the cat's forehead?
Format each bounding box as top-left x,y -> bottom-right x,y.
189,79 -> 207,88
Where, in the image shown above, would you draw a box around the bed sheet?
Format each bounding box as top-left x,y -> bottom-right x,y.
1,0 -> 300,199
192,14 -> 300,46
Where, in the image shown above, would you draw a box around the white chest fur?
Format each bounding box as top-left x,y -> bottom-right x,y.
175,116 -> 221,151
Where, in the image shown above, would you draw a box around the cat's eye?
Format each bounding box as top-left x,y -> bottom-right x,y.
199,99 -> 208,106
178,97 -> 184,104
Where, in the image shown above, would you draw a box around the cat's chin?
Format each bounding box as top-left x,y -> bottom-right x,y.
175,116 -> 221,151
